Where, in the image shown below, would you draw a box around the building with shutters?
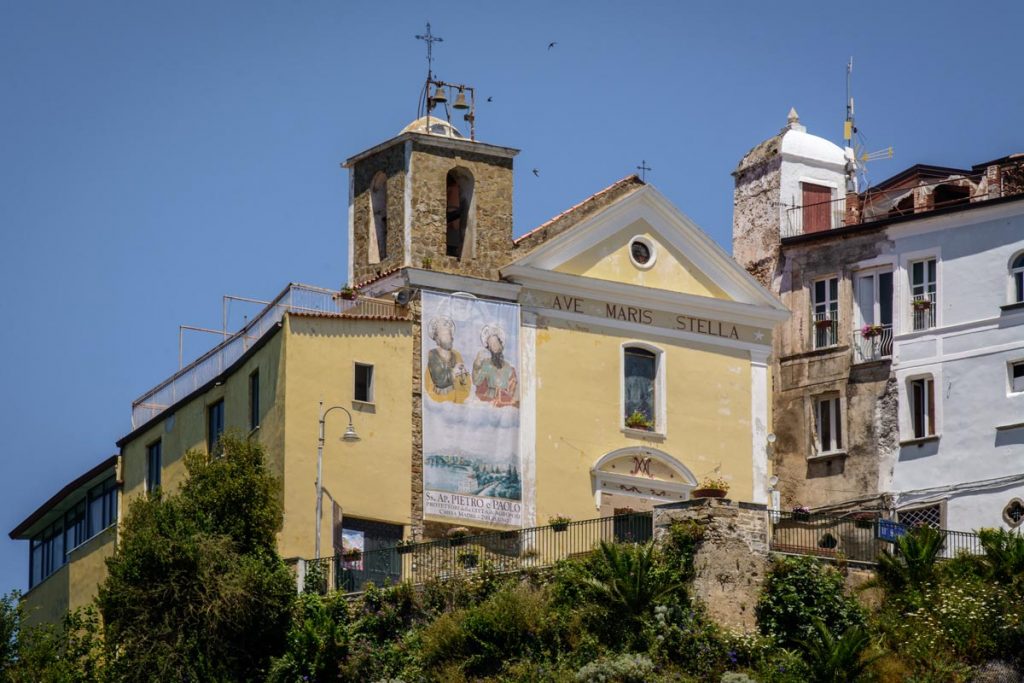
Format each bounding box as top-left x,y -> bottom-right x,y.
10,108 -> 787,625
733,109 -> 1024,532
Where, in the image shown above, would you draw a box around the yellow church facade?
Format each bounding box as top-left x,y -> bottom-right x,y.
10,116 -> 787,623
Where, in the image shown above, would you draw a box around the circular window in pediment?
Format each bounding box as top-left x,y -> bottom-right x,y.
629,236 -> 656,270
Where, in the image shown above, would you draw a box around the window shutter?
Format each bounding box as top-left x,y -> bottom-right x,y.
802,183 -> 833,233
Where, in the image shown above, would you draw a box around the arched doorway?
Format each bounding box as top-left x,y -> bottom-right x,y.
591,447 -> 697,517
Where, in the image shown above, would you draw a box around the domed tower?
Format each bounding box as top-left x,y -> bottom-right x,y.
343,115 -> 519,285
732,109 -> 849,287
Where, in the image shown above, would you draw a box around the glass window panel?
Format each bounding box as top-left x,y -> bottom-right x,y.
624,348 -> 656,424
249,370 -> 260,430
857,275 -> 875,325
879,272 -> 894,325
834,398 -> 843,448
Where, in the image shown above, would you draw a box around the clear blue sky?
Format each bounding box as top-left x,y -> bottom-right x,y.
1,1 -> 1021,594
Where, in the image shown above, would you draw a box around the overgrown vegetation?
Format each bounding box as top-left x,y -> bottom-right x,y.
5,443 -> 1024,681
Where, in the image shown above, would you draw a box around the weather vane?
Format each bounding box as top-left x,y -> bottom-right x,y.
415,22 -> 443,80
636,160 -> 652,182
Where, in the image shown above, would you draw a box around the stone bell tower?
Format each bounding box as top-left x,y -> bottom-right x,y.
343,116 -> 519,285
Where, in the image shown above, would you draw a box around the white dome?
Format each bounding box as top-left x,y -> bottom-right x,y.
400,116 -> 465,139
781,128 -> 845,167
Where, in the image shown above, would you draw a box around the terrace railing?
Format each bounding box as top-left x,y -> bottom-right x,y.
812,312 -> 838,349
131,284 -> 408,428
911,293 -> 937,331
303,512 -> 654,595
769,511 -> 983,563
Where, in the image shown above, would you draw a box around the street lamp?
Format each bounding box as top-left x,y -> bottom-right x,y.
315,401 -> 360,559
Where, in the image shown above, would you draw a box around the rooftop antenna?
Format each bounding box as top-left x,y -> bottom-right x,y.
844,57 -> 893,191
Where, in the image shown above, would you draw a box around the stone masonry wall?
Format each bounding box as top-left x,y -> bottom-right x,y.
409,142 -> 514,281
732,137 -> 782,288
654,499 -> 769,633
351,143 -> 407,286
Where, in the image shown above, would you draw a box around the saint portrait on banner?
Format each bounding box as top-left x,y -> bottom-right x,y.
472,324 -> 519,408
426,316 -> 470,403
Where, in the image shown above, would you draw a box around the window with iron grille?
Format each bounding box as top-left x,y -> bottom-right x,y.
1003,499 -> 1024,528
898,504 -> 941,529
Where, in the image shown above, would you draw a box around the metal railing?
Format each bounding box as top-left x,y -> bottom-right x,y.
131,284 -> 408,427
782,196 -> 846,239
911,293 -> 937,331
812,312 -> 838,349
303,512 -> 654,595
769,511 -> 983,563
852,324 -> 893,362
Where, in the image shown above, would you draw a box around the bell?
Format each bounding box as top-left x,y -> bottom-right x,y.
431,83 -> 447,105
452,88 -> 469,110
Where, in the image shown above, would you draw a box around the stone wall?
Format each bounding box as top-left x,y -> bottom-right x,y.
654,499 -> 769,633
409,141 -> 514,281
351,143 -> 408,285
731,135 -> 782,288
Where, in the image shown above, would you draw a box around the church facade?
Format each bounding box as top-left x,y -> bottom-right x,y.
10,114 -> 787,623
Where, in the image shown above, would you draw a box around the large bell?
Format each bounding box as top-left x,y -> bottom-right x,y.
431,83 -> 447,105
452,88 -> 469,110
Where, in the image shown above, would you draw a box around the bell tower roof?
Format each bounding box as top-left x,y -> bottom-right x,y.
399,116 -> 465,139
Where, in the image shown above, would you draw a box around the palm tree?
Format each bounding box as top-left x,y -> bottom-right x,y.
798,618 -> 880,683
876,525 -> 944,592
583,541 -> 680,621
977,527 -> 1024,585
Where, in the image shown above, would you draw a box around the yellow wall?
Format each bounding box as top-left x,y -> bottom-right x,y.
532,318 -> 753,523
120,330 -> 286,505
280,314 -> 413,560
20,525 -> 116,629
555,220 -> 730,299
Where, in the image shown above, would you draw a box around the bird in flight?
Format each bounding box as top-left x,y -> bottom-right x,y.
486,96 -> 493,102
547,41 -> 557,50
532,168 -> 540,177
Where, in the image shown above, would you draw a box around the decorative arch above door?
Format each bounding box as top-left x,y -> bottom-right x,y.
591,447 -> 698,511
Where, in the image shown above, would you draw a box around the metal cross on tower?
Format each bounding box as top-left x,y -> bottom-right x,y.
636,160 -> 652,182
415,22 -> 443,80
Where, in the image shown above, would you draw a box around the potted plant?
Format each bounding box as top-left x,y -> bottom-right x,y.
395,539 -> 415,555
792,505 -> 812,521
341,547 -> 362,562
861,324 -> 884,339
814,317 -> 835,329
548,515 -> 571,532
457,549 -> 479,569
421,257 -> 433,270
447,526 -> 470,547
912,297 -> 932,311
339,284 -> 357,301
624,410 -> 654,431
692,476 -> 729,499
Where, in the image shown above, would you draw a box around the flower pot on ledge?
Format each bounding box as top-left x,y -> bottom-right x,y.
815,319 -> 834,329
691,487 -> 728,499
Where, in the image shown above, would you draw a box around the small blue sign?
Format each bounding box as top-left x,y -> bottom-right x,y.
877,519 -> 906,543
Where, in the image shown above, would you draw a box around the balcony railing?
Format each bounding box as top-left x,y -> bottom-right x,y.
302,513 -> 654,595
812,312 -> 838,349
782,196 -> 847,239
852,324 -> 893,362
131,284 -> 409,428
911,293 -> 937,331
770,511 -> 982,563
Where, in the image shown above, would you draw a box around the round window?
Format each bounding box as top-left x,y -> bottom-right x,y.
1003,499 -> 1024,527
628,236 -> 656,270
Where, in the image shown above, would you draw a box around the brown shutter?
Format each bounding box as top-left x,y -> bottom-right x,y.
802,183 -> 833,233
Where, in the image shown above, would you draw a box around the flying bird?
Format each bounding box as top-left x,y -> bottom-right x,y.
486,96 -> 493,102
532,168 -> 540,177
547,41 -> 557,50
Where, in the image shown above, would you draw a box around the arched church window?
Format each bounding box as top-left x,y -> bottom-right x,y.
1010,252 -> 1024,304
369,171 -> 388,263
623,346 -> 659,431
445,168 -> 475,260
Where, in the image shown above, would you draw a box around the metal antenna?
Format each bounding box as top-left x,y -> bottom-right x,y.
636,160 -> 652,182
416,22 -> 443,81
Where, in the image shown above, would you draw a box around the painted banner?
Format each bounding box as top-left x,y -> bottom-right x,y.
421,291 -> 522,527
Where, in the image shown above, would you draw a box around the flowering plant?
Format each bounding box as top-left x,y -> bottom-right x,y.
912,297 -> 932,310
624,410 -> 654,430
792,505 -> 811,514
861,324 -> 884,338
699,476 -> 730,492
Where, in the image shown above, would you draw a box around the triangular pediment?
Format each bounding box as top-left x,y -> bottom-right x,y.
506,185 -> 786,312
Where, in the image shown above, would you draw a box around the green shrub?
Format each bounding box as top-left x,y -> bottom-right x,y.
575,653 -> 655,682
756,556 -> 864,649
977,528 -> 1024,587
720,673 -> 759,683
796,618 -> 879,683
650,603 -> 728,677
875,525 -> 944,594
266,591 -> 349,682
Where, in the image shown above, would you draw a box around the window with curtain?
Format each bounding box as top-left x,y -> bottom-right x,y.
624,346 -> 657,429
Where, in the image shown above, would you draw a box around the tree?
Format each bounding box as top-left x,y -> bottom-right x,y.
876,525 -> 944,593
97,433 -> 295,682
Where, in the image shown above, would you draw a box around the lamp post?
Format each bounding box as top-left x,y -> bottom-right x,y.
316,401 -> 360,559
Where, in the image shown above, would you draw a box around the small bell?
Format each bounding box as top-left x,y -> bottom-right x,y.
452,88 -> 469,110
431,83 -> 447,105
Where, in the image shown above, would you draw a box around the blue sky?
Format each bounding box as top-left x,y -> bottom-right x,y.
1,1 -> 1022,593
